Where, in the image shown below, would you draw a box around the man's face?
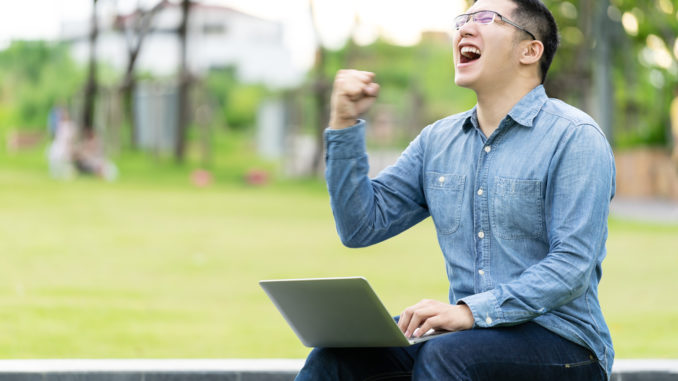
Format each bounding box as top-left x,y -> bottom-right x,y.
453,0 -> 523,91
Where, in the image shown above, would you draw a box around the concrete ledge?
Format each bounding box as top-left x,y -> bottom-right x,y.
611,359 -> 678,381
0,360 -> 304,381
0,359 -> 675,380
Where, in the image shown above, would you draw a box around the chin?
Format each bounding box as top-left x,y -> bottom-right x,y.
454,74 -> 476,89
454,78 -> 469,88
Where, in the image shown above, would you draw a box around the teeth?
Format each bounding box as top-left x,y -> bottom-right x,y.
461,46 -> 481,58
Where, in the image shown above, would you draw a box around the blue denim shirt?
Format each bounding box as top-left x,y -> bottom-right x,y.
324,85 -> 615,377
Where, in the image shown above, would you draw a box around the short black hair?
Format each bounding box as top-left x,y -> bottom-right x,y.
474,0 -> 559,83
510,0 -> 559,83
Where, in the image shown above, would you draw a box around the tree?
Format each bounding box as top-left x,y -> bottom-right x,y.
592,0 -> 614,143
175,0 -> 192,162
308,0 -> 332,176
82,0 -> 100,133
546,0 -> 678,148
608,0 -> 678,147
116,0 -> 167,148
0,42 -> 83,131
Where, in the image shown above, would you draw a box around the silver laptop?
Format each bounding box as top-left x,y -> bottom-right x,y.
259,276 -> 452,347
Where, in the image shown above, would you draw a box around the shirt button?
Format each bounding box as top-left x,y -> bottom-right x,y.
485,317 -> 493,325
478,231 -> 485,239
484,145 -> 492,153
477,188 -> 484,196
438,176 -> 445,183
478,269 -> 485,275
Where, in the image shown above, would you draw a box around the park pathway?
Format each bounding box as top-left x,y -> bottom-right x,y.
610,197 -> 678,224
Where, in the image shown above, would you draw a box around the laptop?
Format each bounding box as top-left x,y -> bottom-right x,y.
259,276 -> 452,347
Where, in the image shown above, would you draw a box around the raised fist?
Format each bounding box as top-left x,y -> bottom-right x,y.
329,69 -> 380,130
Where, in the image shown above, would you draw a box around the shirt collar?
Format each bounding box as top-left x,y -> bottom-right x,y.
507,85 -> 547,128
462,85 -> 547,132
462,107 -> 478,132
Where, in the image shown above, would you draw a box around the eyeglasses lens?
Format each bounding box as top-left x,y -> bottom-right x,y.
455,11 -> 496,29
474,12 -> 496,24
454,15 -> 468,29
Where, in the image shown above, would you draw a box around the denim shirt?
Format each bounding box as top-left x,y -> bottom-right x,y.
324,85 -> 615,377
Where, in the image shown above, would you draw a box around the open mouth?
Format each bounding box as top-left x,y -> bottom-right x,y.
459,46 -> 481,64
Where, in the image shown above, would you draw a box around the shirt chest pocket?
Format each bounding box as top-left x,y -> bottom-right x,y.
425,172 -> 465,235
491,177 -> 544,240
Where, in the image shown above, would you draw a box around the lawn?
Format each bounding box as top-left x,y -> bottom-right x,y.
0,154 -> 676,359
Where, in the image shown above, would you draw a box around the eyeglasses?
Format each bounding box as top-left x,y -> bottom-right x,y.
454,10 -> 536,40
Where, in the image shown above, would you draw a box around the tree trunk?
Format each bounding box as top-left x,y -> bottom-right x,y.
174,0 -> 191,162
121,78 -> 136,147
311,47 -> 330,176
82,0 -> 99,133
120,0 -> 165,149
309,0 -> 331,176
592,0 -> 614,145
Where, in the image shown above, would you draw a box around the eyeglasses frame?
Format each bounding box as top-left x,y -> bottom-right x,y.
455,10 -> 537,41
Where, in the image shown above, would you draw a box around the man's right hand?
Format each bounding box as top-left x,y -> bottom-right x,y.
329,69 -> 380,130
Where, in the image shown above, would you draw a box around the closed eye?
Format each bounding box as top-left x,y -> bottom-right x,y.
476,15 -> 494,23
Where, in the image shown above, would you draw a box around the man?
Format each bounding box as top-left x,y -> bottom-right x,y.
296,0 -> 614,379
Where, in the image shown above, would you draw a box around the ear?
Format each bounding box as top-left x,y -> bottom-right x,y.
519,40 -> 544,65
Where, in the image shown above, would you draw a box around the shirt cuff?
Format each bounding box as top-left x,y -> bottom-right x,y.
324,119 -> 366,160
458,291 -> 504,328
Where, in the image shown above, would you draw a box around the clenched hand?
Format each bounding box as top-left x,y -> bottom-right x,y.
329,69 -> 380,130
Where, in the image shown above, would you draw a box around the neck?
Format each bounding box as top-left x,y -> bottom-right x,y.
475,80 -> 540,137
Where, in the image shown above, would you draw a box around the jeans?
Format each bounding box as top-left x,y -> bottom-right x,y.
295,321 -> 606,381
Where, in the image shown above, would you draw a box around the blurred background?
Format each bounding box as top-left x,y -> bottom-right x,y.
0,0 -> 676,360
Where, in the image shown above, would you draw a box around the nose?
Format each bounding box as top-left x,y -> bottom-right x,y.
457,19 -> 477,38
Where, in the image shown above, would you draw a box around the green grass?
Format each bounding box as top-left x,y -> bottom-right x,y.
0,148 -> 677,359
601,219 -> 678,357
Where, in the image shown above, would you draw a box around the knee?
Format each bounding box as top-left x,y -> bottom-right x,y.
413,339 -> 470,380
307,347 -> 341,366
295,348 -> 344,380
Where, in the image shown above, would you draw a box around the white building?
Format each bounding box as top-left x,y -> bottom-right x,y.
61,1 -> 305,88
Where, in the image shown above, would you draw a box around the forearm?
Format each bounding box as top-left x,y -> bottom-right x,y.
460,248 -> 599,327
325,122 -> 429,247
325,122 -> 374,246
